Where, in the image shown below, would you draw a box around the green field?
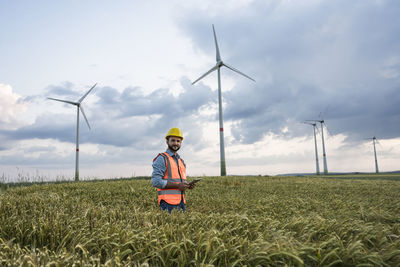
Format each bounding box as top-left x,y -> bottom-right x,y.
1,175 -> 400,266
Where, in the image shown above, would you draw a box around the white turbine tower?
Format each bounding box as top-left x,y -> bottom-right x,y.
307,119 -> 328,174
48,83 -> 97,181
367,136 -> 379,173
318,120 -> 328,175
192,24 -> 255,176
303,121 -> 320,175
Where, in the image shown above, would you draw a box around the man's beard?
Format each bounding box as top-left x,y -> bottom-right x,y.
168,144 -> 180,152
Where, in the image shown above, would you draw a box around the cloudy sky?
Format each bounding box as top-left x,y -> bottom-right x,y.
1,0 -> 399,181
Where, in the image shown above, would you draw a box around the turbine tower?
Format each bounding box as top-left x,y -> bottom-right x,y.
367,136 -> 379,173
307,119 -> 328,174
48,83 -> 97,181
192,25 -> 255,176
318,120 -> 328,174
303,121 -> 320,175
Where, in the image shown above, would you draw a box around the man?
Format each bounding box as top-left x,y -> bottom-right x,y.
152,127 -> 195,213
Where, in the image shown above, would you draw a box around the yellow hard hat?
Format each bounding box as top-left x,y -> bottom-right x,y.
165,127 -> 184,140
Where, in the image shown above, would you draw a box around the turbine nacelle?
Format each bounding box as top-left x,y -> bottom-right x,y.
47,83 -> 97,130
307,119 -> 324,124
192,25 -> 255,85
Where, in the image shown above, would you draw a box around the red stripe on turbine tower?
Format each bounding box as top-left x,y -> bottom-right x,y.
220,128 -> 223,132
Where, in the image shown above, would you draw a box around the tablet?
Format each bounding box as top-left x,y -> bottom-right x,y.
188,178 -> 202,185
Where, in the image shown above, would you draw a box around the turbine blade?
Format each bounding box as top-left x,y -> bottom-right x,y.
315,124 -> 321,136
78,83 -> 97,103
319,106 -> 330,120
192,65 -> 219,85
80,105 -> 91,130
47,97 -> 78,105
222,62 -> 255,82
323,122 -> 333,137
375,138 -> 383,148
212,24 -> 221,62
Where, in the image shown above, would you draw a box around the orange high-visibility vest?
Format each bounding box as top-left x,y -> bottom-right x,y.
154,152 -> 187,205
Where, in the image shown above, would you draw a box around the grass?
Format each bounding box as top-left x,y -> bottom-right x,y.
1,174 -> 400,265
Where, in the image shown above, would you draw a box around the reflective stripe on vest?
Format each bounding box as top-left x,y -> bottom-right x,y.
156,152 -> 187,205
158,190 -> 181,195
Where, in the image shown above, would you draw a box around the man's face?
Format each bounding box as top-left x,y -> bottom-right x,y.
167,136 -> 182,152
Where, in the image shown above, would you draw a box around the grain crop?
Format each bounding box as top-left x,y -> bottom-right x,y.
1,175 -> 400,266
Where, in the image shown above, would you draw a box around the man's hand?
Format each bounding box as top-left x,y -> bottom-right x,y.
183,181 -> 196,190
165,181 -> 190,191
177,182 -> 190,191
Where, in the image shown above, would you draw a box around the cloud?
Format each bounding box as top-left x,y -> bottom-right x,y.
177,0 -> 400,144
92,77 -> 215,119
380,56 -> 400,79
0,78 -> 215,150
0,113 -> 75,142
0,83 -> 29,129
45,81 -> 81,97
2,0 -> 400,178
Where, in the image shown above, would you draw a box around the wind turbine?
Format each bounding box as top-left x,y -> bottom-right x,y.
48,83 -> 97,181
307,119 -> 328,174
303,121 -> 320,175
192,25 -> 255,176
366,136 -> 379,173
